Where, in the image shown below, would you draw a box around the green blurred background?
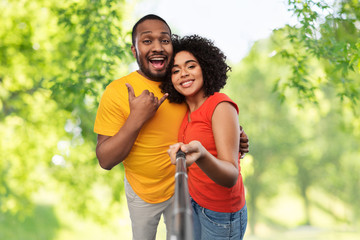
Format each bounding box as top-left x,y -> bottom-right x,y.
0,0 -> 359,239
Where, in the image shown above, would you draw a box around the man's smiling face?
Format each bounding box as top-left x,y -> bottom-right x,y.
131,19 -> 173,82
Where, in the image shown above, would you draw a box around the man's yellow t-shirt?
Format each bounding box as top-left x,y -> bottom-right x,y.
94,71 -> 187,203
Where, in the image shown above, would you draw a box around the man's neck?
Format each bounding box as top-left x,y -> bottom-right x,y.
136,70 -> 164,82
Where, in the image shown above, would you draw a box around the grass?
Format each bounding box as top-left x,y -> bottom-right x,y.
0,191 -> 358,240
0,205 -> 59,240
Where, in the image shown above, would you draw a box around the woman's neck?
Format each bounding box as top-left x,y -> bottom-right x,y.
186,94 -> 208,113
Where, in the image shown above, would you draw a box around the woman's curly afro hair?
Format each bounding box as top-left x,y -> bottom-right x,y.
160,34 -> 231,103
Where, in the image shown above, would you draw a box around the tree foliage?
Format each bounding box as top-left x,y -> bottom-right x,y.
274,0 -> 360,109
0,0 -> 132,222
1,0 -> 359,237
226,31 -> 360,233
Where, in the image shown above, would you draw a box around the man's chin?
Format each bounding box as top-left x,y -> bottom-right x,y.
146,71 -> 167,82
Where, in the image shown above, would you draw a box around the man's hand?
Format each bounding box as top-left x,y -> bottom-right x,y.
126,83 -> 168,125
240,126 -> 249,158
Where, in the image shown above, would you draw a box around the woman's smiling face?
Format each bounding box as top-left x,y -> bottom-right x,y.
171,51 -> 204,98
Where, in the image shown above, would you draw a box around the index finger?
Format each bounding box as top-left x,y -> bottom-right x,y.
169,143 -> 182,154
168,143 -> 182,164
158,93 -> 169,106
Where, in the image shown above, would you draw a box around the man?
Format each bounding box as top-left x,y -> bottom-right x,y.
94,14 -> 249,240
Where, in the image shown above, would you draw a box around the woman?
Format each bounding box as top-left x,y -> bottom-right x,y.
161,35 -> 247,240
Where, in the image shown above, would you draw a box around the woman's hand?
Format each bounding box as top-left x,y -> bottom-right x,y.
168,141 -> 206,167
167,142 -> 183,165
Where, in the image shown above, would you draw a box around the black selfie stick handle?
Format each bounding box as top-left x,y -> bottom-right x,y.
171,150 -> 194,240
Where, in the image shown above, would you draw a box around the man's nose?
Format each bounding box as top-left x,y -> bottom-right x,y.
152,40 -> 164,52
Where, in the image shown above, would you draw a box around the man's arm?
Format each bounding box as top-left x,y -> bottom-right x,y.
96,117 -> 144,170
96,83 -> 168,170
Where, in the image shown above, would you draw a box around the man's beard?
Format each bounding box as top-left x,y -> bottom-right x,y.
136,55 -> 167,82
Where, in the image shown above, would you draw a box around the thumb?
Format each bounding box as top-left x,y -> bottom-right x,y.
181,141 -> 198,154
126,83 -> 135,102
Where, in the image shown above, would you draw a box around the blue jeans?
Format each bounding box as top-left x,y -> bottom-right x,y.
191,198 -> 247,240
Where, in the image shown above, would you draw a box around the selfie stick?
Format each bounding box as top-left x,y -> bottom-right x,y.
170,150 -> 194,240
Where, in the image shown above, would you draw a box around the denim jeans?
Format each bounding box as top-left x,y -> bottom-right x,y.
191,198 -> 247,240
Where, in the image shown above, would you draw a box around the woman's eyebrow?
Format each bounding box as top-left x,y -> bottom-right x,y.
173,60 -> 197,68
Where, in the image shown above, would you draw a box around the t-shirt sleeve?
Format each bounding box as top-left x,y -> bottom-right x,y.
94,84 -> 128,136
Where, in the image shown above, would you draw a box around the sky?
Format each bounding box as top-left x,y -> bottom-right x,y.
132,0 -> 297,63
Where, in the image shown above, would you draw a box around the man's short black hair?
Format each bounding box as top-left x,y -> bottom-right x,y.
132,14 -> 172,46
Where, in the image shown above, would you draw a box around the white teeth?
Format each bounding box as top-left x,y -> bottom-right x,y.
181,81 -> 193,86
151,57 -> 164,60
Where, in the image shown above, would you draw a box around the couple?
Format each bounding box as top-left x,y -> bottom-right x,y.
94,14 -> 248,240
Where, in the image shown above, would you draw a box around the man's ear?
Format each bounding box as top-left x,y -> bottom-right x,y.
131,45 -> 137,58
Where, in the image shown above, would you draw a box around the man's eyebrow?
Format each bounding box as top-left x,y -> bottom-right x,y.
140,31 -> 171,37
161,31 -> 171,36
